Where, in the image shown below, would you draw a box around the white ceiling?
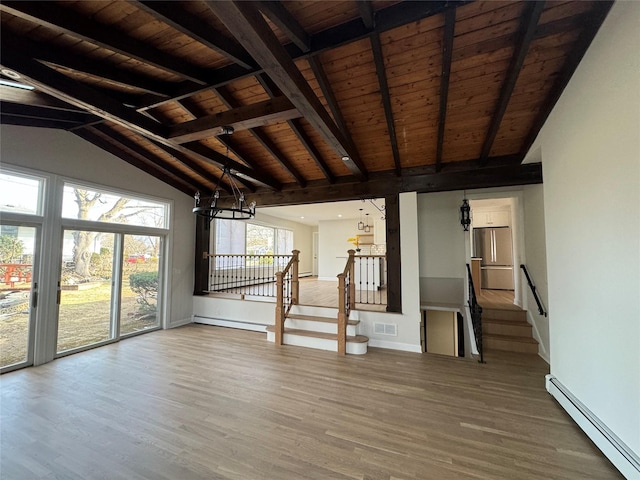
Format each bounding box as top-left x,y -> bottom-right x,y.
258,198 -> 386,227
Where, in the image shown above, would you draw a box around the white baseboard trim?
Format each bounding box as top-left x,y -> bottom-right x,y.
169,317 -> 192,328
193,316 -> 268,333
368,339 -> 422,353
546,375 -> 640,479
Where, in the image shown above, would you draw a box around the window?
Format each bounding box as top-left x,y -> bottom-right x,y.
62,183 -> 169,228
213,219 -> 293,259
0,171 -> 44,216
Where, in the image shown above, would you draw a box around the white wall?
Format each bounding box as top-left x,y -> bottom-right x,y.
252,211 -> 314,274
526,0 -> 639,461
356,192 -> 422,351
0,125 -> 195,328
522,184 -> 549,362
317,218 -> 361,280
416,191 -> 468,306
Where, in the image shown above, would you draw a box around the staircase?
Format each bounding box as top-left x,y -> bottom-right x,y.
266,305 -> 369,354
482,306 -> 539,354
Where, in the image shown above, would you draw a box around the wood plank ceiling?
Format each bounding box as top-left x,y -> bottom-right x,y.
0,1 -> 612,206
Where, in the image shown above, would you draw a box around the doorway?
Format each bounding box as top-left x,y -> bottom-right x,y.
0,224 -> 39,370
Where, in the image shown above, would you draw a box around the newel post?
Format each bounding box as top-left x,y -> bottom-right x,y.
347,249 -> 356,310
291,249 -> 300,305
337,273 -> 347,355
275,271 -> 284,345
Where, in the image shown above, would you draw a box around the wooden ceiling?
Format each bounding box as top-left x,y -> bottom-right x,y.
0,1 -> 612,206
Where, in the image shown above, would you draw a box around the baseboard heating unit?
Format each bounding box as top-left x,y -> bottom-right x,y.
546,375 -> 640,479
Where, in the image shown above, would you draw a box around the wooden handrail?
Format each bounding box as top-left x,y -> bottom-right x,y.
336,249 -> 356,355
274,250 -> 300,346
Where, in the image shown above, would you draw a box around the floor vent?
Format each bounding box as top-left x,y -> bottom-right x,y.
374,322 -> 397,336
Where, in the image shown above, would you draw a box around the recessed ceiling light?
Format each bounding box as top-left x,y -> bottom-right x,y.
341,155 -> 350,162
1,69 -> 21,80
300,216 -> 304,219
338,214 -> 342,218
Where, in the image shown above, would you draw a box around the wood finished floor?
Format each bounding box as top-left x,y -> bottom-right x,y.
478,288 -> 521,311
0,326 -> 622,480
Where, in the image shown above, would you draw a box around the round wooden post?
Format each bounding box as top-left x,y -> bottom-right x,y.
275,271 -> 284,345
337,273 -> 347,355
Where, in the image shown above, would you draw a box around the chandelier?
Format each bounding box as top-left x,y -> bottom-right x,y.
193,130 -> 256,220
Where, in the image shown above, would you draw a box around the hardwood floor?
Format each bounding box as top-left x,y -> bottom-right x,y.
478,288 -> 522,311
0,326 -> 622,480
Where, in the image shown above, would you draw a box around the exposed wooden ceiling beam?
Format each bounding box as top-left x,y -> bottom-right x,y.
168,96 -> 301,144
479,1 -> 545,165
237,163 -> 543,207
0,30 -> 174,98
256,73 -> 336,183
137,1 -> 466,111
206,1 -> 368,181
0,49 -> 280,190
436,8 -> 456,173
518,1 -> 614,162
0,101 -> 98,126
182,141 -> 281,191
75,127 -> 195,196
211,88 -> 307,187
135,1 -> 255,69
0,84 -> 83,112
258,1 -> 310,53
0,1 -> 209,85
306,58 -> 362,178
147,139 -> 230,195
356,0 -> 375,30
370,32 -> 401,176
287,119 -> 336,184
92,123 -> 213,193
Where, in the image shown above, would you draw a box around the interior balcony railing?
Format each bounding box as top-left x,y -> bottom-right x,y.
207,253 -> 295,297
353,254 -> 387,307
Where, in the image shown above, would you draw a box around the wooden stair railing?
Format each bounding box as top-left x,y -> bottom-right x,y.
337,249 -> 356,355
274,250 -> 300,346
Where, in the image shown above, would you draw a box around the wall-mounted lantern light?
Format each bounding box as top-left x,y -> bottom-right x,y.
460,198 -> 471,231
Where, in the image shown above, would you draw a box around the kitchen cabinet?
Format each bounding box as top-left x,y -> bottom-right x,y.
473,210 -> 510,227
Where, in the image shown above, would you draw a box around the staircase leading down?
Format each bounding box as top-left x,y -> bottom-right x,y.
266,305 -> 369,354
482,306 -> 539,354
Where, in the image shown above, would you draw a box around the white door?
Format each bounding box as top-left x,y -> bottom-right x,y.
312,232 -> 319,277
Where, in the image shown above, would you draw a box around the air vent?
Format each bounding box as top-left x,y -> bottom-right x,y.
374,322 -> 397,336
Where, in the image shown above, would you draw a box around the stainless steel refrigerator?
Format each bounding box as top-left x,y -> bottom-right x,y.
473,226 -> 514,290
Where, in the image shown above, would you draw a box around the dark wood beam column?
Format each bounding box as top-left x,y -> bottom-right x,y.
194,215 -> 210,296
384,194 -> 401,313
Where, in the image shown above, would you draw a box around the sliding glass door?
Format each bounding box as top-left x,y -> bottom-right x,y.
120,234 -> 162,336
57,230 -> 116,353
0,225 -> 38,370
